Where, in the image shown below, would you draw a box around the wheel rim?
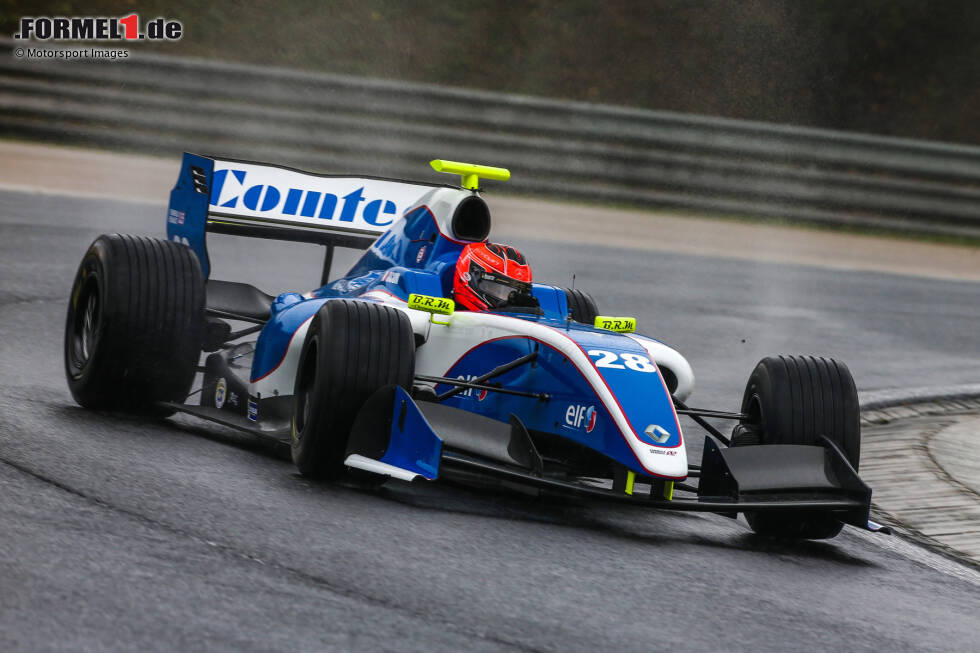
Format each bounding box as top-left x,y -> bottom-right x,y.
68,278 -> 99,376
81,291 -> 97,360
747,394 -> 764,440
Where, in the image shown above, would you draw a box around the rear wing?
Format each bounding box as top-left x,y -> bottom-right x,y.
167,153 -> 446,280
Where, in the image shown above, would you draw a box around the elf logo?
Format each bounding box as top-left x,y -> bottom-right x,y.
456,375 -> 487,401
565,404 -> 597,432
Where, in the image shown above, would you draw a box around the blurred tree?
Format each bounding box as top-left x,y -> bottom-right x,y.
1,0 -> 977,143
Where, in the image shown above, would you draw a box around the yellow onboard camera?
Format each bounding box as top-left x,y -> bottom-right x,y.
593,316 -> 637,333
408,293 -> 455,325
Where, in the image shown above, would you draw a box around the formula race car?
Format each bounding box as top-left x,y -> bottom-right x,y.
64,155 -> 886,540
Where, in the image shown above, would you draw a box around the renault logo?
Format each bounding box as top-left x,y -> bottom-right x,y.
645,424 -> 670,444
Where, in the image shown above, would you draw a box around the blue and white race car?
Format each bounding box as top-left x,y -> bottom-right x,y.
64,155 -> 885,540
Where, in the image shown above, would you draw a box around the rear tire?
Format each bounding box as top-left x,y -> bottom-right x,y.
291,300 -> 415,479
738,355 -> 860,540
563,288 -> 599,324
64,234 -> 205,412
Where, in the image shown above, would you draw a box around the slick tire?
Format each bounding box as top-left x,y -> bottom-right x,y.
291,300 -> 415,479
738,355 -> 861,540
64,234 -> 205,413
563,288 -> 599,324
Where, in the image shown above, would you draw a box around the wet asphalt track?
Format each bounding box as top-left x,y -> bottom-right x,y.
1,189 -> 979,652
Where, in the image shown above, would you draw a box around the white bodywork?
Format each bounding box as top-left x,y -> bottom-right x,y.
627,334 -> 695,402
404,187 -> 475,238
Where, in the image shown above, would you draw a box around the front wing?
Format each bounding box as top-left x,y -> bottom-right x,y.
343,386 -> 884,531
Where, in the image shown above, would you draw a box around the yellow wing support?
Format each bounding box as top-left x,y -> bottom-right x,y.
624,474 -> 673,499
430,159 -> 510,190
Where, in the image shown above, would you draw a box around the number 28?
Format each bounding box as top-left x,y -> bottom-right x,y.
587,349 -> 657,372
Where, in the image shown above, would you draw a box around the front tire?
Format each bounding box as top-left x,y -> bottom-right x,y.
563,288 -> 599,324
738,355 -> 861,540
64,234 -> 204,412
291,300 -> 415,479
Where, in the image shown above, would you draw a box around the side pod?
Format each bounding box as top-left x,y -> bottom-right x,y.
345,386 -> 443,481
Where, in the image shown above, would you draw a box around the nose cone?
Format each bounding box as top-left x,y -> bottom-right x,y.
560,327 -> 689,480
634,435 -> 688,479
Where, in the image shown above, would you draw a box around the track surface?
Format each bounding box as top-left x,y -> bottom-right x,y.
2,189 -> 979,652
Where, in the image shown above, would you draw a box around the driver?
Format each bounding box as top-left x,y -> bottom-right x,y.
453,242 -> 538,311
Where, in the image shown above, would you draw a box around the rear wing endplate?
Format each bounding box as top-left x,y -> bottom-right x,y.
167,153 -> 443,279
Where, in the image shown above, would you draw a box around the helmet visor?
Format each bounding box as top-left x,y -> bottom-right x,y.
470,264 -> 531,307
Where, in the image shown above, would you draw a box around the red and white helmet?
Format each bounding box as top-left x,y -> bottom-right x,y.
453,242 -> 533,311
